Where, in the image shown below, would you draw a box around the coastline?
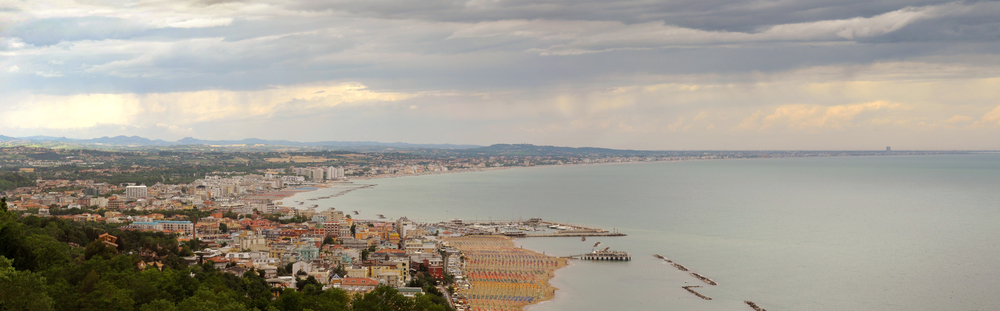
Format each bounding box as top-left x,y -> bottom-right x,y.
271,154 -> 1000,311
281,152 -> 947,202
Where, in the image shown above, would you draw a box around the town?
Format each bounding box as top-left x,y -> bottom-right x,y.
0,150 -> 627,311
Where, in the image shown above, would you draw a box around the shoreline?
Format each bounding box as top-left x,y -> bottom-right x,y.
279,151 -> 958,199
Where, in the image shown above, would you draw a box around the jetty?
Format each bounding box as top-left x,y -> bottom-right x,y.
690,273 -> 717,286
682,286 -> 712,300
744,301 -> 767,311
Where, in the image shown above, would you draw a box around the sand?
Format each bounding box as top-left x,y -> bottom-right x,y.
445,236 -> 567,311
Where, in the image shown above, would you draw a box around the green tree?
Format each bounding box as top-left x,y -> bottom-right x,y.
219,223 -> 229,233
0,256 -> 55,311
351,286 -> 413,311
139,299 -> 178,311
175,287 -> 247,311
84,239 -> 116,261
272,288 -> 303,311
301,287 -> 349,311
413,294 -> 447,311
295,275 -> 321,292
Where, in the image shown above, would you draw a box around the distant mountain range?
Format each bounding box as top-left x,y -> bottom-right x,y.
0,135 -> 481,149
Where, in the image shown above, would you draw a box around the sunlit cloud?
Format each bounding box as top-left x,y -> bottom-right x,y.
979,106 -> 1000,127
739,101 -> 906,131
2,82 -> 415,130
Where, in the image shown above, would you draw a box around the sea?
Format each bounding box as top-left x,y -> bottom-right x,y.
284,154 -> 1000,311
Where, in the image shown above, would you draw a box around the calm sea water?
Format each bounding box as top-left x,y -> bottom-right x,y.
287,154 -> 1000,310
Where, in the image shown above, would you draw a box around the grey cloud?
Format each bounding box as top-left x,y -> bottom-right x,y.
4,17 -> 152,46
302,0 -> 954,30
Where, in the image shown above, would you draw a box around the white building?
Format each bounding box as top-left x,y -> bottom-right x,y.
125,185 -> 148,199
310,168 -> 325,181
91,197 -> 109,208
326,166 -> 345,180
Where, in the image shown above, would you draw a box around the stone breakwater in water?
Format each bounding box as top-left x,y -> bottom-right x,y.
744,301 -> 767,311
656,254 -> 769,310
682,286 -> 712,300
690,273 -> 717,286
446,236 -> 567,311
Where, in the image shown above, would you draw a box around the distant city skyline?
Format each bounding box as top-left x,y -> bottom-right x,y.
3,0 -> 1000,150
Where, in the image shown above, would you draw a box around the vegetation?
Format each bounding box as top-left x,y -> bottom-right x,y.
0,173 -> 34,191
0,198 -> 451,311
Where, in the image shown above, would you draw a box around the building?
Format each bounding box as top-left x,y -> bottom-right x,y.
338,278 -> 379,292
125,185 -> 148,199
91,197 -> 109,208
326,166 -> 345,180
128,220 -> 195,237
340,237 -> 369,249
310,168 -> 325,181
323,222 -> 341,238
397,287 -> 424,298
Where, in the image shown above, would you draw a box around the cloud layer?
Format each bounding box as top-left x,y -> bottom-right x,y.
2,0 -> 1000,149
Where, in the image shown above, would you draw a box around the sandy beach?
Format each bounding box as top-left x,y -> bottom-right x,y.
445,236 -> 568,311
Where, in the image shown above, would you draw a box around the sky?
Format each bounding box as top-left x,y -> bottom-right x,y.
2,0 -> 1000,150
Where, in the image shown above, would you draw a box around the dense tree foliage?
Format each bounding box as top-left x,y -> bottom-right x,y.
0,173 -> 35,191
0,199 -> 452,311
